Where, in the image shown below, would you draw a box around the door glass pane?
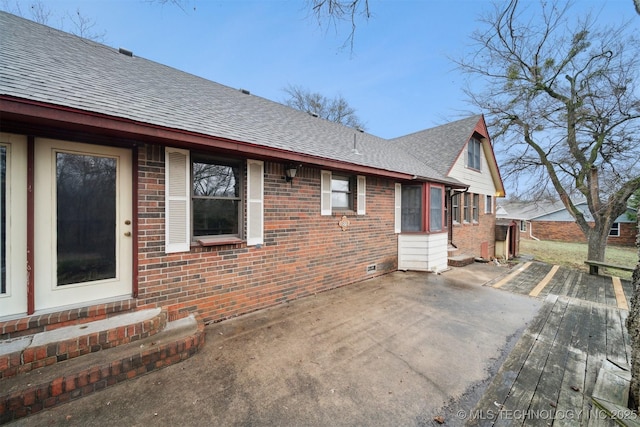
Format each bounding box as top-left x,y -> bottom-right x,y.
0,146 -> 5,294
56,153 -> 117,285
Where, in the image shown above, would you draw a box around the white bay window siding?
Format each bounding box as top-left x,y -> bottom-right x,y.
320,170 -> 366,216
164,147 -> 264,253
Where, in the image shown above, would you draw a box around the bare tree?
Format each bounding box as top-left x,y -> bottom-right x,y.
457,0 -> 640,262
66,8 -> 106,42
306,0 -> 370,51
1,0 -> 105,42
283,84 -> 366,130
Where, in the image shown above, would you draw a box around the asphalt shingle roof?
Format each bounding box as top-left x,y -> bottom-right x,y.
0,11 -> 471,185
391,115 -> 483,177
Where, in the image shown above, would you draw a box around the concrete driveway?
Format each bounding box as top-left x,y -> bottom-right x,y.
11,264 -> 541,427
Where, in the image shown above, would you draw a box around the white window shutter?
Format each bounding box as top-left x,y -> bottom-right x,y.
165,147 -> 191,253
247,160 -> 264,246
321,170 -> 332,216
357,175 -> 366,215
394,183 -> 402,233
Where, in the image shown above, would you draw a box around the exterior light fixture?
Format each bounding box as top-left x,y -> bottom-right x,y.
285,164 -> 298,183
284,164 -> 300,187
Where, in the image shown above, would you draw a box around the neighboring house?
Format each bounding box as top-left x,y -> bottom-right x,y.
497,200 -> 637,247
394,116 -> 506,262
0,12 -> 504,325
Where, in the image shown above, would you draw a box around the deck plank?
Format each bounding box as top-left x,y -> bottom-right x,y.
468,297 -> 558,427
583,304 -> 608,423
605,307 -> 629,368
522,296 -> 581,426
492,298 -> 569,427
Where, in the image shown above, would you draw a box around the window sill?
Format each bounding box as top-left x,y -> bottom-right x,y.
195,236 -> 244,247
332,210 -> 358,216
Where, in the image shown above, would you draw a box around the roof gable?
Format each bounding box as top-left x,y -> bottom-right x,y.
392,115 -> 505,195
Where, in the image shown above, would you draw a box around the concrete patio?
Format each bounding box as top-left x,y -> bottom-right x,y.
6,260 -> 635,426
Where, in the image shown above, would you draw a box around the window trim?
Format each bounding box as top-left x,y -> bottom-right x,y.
520,221 -> 527,232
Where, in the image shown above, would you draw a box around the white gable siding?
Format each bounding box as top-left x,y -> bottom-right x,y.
449,141 -> 497,195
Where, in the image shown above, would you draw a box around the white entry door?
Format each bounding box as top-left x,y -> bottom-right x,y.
35,139 -> 133,311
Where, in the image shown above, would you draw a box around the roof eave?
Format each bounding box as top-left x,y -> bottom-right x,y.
0,96 -> 417,180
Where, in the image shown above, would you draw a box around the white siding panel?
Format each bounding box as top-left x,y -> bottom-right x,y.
398,233 -> 448,272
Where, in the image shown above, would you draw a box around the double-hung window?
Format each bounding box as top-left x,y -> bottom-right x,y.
452,193 -> 460,224
609,223 -> 620,237
463,193 -> 471,222
467,138 -> 481,170
472,194 -> 479,222
485,195 -> 493,214
192,154 -> 241,237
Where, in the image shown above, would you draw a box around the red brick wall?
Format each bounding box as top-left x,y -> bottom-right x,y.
136,145 -> 398,324
451,196 -> 496,258
524,220 -> 637,247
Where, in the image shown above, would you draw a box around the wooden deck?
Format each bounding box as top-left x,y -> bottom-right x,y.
469,261 -> 635,426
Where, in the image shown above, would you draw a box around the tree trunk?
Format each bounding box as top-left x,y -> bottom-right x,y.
586,225 -> 608,262
626,206 -> 640,409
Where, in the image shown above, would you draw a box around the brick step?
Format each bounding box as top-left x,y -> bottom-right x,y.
1,299 -> 138,340
0,308 -> 167,380
0,314 -> 205,423
448,254 -> 475,267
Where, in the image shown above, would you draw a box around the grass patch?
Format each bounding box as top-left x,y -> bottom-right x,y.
520,239 -> 637,280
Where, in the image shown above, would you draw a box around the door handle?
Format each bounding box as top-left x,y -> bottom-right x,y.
124,231 -> 131,237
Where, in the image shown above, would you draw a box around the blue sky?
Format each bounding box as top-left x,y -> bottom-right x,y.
1,0 -> 636,140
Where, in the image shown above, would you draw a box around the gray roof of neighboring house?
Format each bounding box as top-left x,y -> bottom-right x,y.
391,115 -> 483,177
0,11 -> 467,186
496,200 -> 567,221
498,200 -> 636,223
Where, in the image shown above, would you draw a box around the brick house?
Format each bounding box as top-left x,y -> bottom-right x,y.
0,12 -> 505,325
497,200 -> 637,247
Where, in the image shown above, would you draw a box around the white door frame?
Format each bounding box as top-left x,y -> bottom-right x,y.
34,138 -> 133,311
0,133 -> 28,318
